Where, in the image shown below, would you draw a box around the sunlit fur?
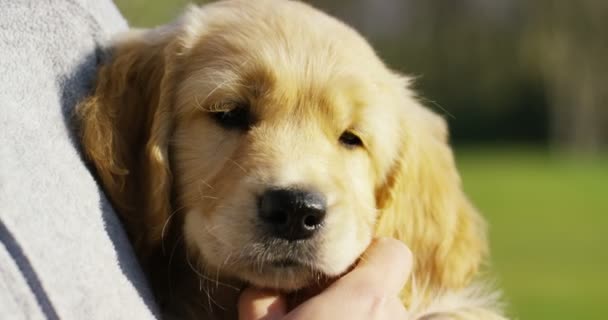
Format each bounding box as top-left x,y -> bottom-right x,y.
76,0 -> 505,318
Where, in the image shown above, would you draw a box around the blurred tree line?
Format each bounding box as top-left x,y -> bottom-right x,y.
307,0 -> 608,152
117,0 -> 608,152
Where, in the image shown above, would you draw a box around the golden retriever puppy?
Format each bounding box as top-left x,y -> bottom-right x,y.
76,0 -> 505,319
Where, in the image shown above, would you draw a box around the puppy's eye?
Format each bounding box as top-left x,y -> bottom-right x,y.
339,131 -> 363,148
211,104 -> 252,130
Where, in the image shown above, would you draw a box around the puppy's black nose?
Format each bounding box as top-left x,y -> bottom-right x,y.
258,188 -> 327,241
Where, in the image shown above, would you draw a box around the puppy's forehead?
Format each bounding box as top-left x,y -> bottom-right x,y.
184,2 -> 387,80
176,0 -> 408,175
180,3 -> 391,117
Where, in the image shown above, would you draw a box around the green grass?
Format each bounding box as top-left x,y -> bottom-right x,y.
114,0 -> 207,27
456,147 -> 608,319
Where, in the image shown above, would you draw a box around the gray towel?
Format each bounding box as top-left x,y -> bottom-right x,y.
0,0 -> 158,318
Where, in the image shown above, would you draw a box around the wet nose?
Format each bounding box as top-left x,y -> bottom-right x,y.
257,188 -> 327,241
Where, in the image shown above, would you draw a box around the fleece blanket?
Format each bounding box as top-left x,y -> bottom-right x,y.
0,0 -> 158,318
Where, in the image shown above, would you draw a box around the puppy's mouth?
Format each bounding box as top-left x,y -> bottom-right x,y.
247,254 -> 321,274
269,258 -> 305,268
233,240 -> 331,290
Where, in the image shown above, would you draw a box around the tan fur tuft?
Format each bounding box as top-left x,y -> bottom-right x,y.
375,101 -> 488,297
76,27 -> 180,255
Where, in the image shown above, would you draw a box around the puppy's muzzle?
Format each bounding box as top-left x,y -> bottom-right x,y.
258,188 -> 327,241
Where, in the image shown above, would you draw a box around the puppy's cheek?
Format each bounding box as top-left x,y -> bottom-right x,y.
184,204 -> 257,272
184,209 -> 235,270
183,210 -> 223,266
316,208 -> 373,276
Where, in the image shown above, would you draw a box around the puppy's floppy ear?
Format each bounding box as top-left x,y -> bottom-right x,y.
375,99 -> 487,290
76,27 -> 183,255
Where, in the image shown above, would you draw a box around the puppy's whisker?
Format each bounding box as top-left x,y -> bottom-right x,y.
221,252 -> 233,270
191,257 -> 222,311
198,178 -> 214,190
186,250 -> 240,292
195,259 -> 215,312
418,96 -> 456,120
223,157 -> 248,174
195,181 -> 216,200
161,206 -> 188,255
201,221 -> 239,251
236,243 -> 253,267
193,82 -> 228,112
213,252 -> 234,290
197,184 -> 219,202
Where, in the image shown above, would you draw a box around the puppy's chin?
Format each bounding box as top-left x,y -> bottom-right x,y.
237,261 -> 329,291
193,250 -> 339,292
184,209 -> 358,292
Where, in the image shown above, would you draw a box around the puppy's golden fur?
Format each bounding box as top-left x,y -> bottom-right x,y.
77,0 -> 505,318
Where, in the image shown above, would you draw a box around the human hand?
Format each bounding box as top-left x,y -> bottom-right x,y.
238,238 -> 412,320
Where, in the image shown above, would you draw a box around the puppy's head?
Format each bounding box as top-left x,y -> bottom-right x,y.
78,0 -> 486,293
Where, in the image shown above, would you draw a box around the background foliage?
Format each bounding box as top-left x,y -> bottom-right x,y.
113,1 -> 608,318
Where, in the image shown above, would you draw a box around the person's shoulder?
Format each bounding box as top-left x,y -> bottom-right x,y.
0,0 -> 127,41
71,0 -> 129,38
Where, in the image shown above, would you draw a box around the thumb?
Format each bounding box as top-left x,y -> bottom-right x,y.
238,287 -> 287,320
340,237 -> 413,296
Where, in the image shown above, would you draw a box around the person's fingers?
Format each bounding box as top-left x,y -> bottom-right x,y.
238,287 -> 287,320
285,238 -> 413,319
381,295 -> 411,318
339,237 -> 413,296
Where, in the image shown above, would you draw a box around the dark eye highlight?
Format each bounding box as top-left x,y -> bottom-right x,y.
339,131 -> 363,148
211,103 -> 252,130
